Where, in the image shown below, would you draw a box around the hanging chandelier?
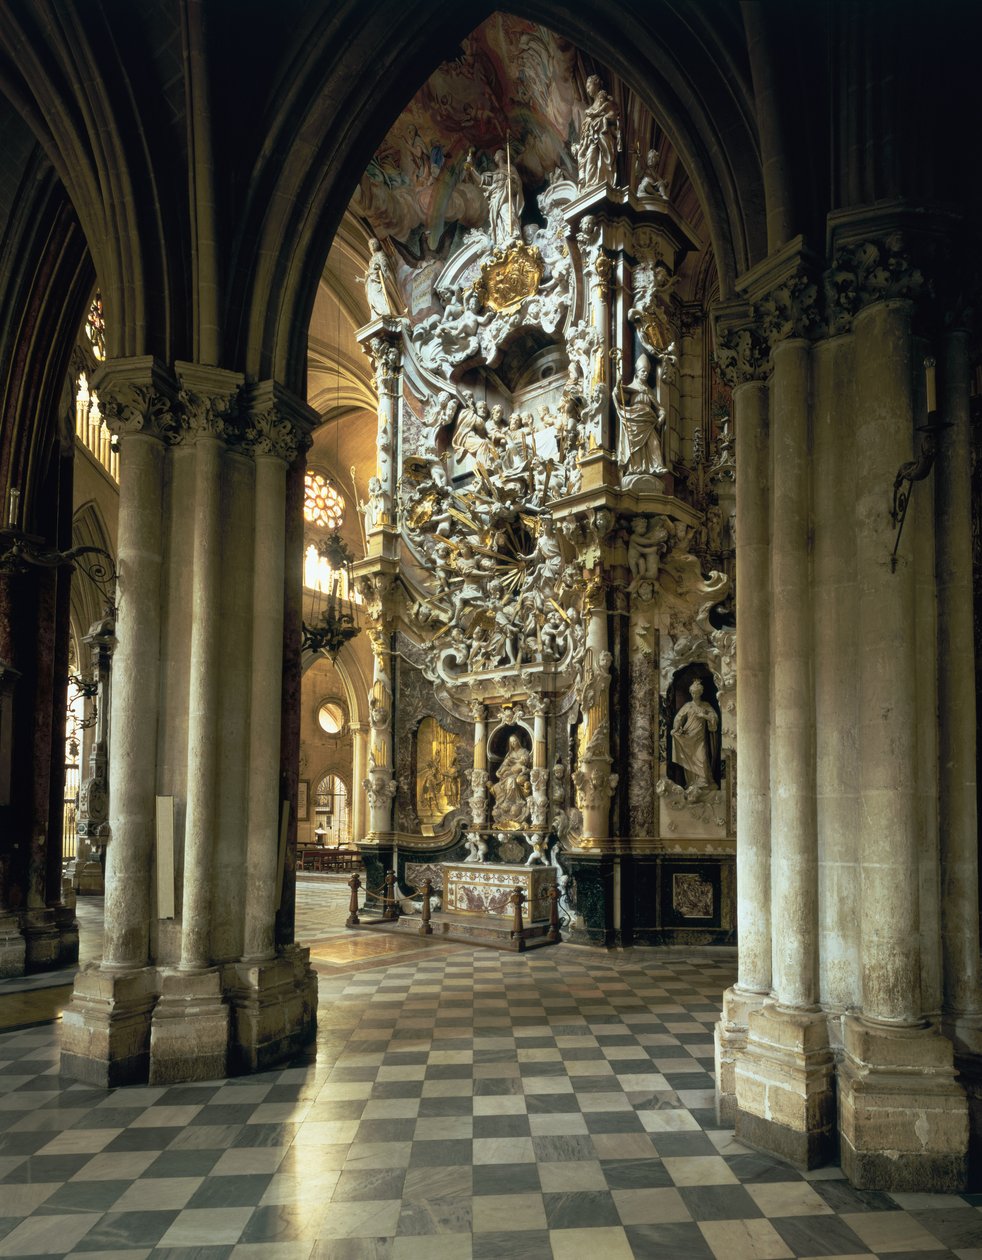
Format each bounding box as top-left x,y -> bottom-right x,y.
301,530 -> 361,662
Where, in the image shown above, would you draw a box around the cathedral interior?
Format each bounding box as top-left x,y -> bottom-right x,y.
1,1 -> 982,1255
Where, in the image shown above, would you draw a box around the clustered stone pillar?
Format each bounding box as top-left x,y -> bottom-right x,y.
715,229 -> 976,1192
733,320 -> 835,1166
838,294 -> 968,1190
60,360 -> 318,1087
62,363 -> 169,1085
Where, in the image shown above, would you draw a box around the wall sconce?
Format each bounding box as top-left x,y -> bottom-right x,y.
0,488 -> 117,615
889,358 -> 950,572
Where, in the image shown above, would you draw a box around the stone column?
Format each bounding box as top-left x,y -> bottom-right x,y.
936,325 -> 982,1055
150,367 -> 240,1085
735,330 -> 834,1168
61,363 -> 172,1086
573,584 -> 616,847
468,703 -> 489,843
365,626 -> 396,834
838,293 -> 968,1191
75,617 -> 115,895
230,395 -> 317,1073
361,329 -> 402,557
0,657 -> 25,975
713,323 -> 774,1121
812,333 -> 861,1014
529,698 -> 549,831
241,449 -> 288,962
349,722 -> 369,843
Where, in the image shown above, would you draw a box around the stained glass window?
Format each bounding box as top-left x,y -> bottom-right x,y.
304,470 -> 344,530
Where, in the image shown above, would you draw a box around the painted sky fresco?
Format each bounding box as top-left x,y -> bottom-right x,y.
351,15 -> 582,258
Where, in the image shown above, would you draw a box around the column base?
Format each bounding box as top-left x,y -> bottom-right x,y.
715,985 -> 769,1124
838,1014 -> 968,1191
0,912 -> 26,977
148,968 -> 230,1085
54,904 -> 79,966
735,1001 -> 836,1168
76,860 -> 106,896
22,908 -> 62,970
60,965 -> 158,1087
226,946 -> 318,1075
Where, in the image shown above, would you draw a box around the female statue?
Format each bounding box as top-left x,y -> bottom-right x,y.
490,733 -> 532,827
670,679 -> 720,789
575,75 -> 621,189
362,238 -> 396,318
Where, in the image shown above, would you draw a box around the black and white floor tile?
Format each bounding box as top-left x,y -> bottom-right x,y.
0,889 -> 980,1258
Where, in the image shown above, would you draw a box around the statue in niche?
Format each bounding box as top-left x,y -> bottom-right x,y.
636,148 -> 669,200
490,732 -> 533,828
464,148 -> 524,248
574,75 -> 622,189
670,679 -> 720,790
613,353 -> 668,477
362,238 -> 398,319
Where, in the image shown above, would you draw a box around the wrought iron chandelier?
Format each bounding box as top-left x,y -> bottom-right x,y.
301,530 -> 361,662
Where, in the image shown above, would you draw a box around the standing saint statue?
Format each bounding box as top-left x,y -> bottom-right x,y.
574,75 -> 621,189
670,679 -> 720,789
613,353 -> 667,476
465,148 -> 524,247
362,238 -> 396,318
490,733 -> 532,827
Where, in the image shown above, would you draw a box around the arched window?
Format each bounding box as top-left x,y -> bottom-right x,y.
313,773 -> 349,847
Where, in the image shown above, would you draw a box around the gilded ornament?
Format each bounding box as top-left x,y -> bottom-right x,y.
473,242 -> 544,313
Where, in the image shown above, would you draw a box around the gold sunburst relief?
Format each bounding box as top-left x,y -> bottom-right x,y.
473,242 -> 544,312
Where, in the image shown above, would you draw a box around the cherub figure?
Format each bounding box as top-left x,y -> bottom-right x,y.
636,148 -> 669,200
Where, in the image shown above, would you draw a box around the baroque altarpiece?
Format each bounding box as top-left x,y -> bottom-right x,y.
348,30 -> 737,944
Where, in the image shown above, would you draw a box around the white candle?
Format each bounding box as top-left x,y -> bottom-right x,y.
7,488 -> 19,529
925,356 -> 937,414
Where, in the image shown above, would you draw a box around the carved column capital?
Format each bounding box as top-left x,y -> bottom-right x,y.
173,362 -> 246,447
714,326 -> 771,387
368,335 -> 402,394
825,234 -> 926,333
751,267 -> 821,347
243,380 -> 317,463
95,358 -> 182,442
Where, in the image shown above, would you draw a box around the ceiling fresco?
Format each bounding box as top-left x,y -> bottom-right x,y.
350,15 -> 581,258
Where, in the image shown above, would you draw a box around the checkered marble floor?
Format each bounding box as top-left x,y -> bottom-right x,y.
1,920 -> 981,1257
